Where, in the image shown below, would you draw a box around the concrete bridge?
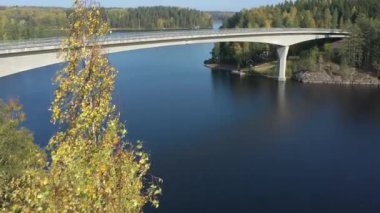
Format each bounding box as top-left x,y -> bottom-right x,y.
0,28 -> 349,80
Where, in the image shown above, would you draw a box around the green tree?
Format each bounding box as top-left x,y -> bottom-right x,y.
371,20 -> 380,78
301,11 -> 316,28
299,46 -> 320,71
0,6 -> 212,41
323,8 -> 333,28
332,8 -> 339,28
0,99 -> 45,188
211,43 -> 221,63
231,43 -> 244,69
340,25 -> 364,68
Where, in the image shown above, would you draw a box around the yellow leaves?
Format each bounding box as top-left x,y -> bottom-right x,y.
73,21 -> 81,29
99,163 -> 107,174
121,128 -> 127,136
41,177 -> 49,186
154,188 -> 162,196
139,157 -> 147,165
104,186 -> 112,195
85,168 -> 91,176
0,1 -> 160,212
152,200 -> 160,208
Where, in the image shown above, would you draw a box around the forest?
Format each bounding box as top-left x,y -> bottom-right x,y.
209,0 -> 380,78
207,11 -> 235,21
0,6 -> 212,41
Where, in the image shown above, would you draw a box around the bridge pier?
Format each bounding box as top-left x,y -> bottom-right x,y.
277,46 -> 289,82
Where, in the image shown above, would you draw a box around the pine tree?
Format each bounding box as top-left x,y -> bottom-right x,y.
332,8 -> 339,28
323,8 -> 333,28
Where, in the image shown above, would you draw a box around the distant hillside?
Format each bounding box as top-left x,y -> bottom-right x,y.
206,11 -> 235,21
106,7 -> 212,30
0,6 -> 212,41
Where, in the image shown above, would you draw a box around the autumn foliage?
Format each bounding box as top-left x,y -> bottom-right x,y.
1,0 -> 161,212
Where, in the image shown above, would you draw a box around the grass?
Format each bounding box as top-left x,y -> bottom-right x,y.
244,60 -> 296,78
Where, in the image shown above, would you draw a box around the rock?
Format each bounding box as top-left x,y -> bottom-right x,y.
294,71 -> 332,83
293,63 -> 380,85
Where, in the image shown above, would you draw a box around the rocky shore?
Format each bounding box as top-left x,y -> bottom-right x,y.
293,63 -> 380,86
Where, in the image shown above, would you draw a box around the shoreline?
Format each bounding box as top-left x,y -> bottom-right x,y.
205,63 -> 380,86
204,63 -> 237,71
204,63 -> 277,78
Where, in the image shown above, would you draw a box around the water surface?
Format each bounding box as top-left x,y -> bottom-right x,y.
1,43 -> 380,213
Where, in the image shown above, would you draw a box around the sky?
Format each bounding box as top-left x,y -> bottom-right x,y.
0,0 -> 285,12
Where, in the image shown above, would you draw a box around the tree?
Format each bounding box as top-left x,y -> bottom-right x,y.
355,14 -> 377,69
301,11 -> 316,28
332,8 -> 339,28
339,25 -> 365,68
0,6 -> 212,41
211,43 -> 221,63
299,46 -> 320,71
323,8 -> 333,28
1,1 -> 161,212
231,43 -> 244,69
0,99 -> 45,188
371,20 -> 380,78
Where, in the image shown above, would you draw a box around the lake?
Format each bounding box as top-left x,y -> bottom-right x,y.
1,41 -> 380,212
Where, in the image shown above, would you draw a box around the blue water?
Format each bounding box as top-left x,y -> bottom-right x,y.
1,43 -> 380,212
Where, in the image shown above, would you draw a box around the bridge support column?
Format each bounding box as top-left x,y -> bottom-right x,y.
277,46 -> 289,82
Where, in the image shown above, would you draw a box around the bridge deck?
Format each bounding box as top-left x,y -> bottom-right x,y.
0,28 -> 349,56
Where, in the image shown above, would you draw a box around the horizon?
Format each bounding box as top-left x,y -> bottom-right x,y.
0,0 -> 286,12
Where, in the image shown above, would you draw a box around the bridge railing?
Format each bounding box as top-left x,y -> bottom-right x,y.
0,37 -> 63,51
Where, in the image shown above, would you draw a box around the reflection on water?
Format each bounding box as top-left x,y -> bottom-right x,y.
210,69 -> 380,124
276,80 -> 292,123
1,43 -> 380,213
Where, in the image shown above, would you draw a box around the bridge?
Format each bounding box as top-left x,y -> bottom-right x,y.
0,28 -> 349,80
